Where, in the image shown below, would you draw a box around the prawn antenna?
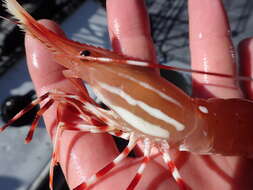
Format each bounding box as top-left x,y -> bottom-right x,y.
0,15 -> 18,25
75,53 -> 253,83
157,64 -> 253,82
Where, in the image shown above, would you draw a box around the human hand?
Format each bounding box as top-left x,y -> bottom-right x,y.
24,0 -> 253,190
188,0 -> 253,190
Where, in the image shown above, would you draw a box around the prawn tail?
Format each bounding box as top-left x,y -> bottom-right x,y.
183,98 -> 253,156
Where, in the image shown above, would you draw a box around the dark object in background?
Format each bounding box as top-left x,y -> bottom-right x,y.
1,90 -> 38,126
34,165 -> 70,190
160,69 -> 191,95
96,0 -> 106,8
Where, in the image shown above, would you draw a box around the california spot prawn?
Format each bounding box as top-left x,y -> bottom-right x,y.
1,0 -> 253,190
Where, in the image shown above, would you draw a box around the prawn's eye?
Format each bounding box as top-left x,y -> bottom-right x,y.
80,50 -> 91,56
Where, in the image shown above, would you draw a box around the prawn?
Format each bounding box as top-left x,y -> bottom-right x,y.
1,0 -> 253,190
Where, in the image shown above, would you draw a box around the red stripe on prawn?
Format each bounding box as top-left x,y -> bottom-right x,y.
2,0 -> 253,190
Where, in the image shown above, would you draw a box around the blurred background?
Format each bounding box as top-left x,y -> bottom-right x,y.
0,0 -> 252,189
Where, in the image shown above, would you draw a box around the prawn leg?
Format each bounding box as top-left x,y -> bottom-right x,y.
0,90 -> 117,141
108,130 -> 130,141
0,92 -> 50,132
160,141 -> 187,190
47,103 -> 123,190
49,121 -> 65,190
74,134 -> 138,190
25,99 -> 54,143
126,138 -> 151,190
49,125 -> 125,190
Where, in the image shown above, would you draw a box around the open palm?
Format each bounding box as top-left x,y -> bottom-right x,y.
25,0 -> 253,189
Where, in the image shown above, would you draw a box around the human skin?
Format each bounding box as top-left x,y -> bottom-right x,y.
24,0 -> 253,189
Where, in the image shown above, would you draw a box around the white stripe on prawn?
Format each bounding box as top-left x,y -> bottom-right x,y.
110,105 -> 170,138
77,56 -> 149,66
102,66 -> 182,107
93,90 -> 170,138
98,82 -> 185,131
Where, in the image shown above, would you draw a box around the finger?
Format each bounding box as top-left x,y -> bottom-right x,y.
107,0 -> 157,157
239,38 -> 253,99
107,0 -> 156,62
189,0 -> 243,98
25,20 -> 118,189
